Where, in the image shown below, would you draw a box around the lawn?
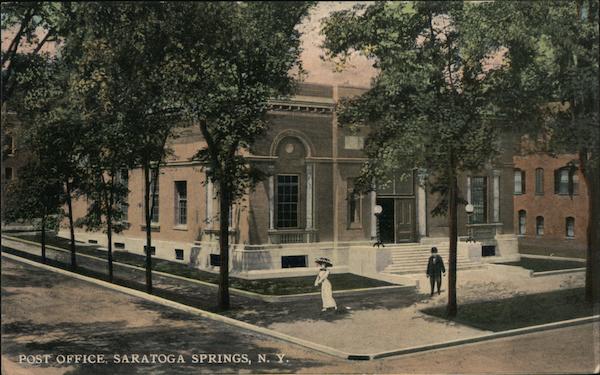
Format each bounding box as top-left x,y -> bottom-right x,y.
421,288 -> 594,332
500,257 -> 585,272
5,233 -> 394,295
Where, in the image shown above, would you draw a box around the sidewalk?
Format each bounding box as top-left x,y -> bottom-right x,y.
0,237 -> 587,354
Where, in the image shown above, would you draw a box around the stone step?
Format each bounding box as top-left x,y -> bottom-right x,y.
382,263 -> 484,275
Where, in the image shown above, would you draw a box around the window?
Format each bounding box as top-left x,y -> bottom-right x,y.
514,169 -> 525,194
518,210 -> 526,235
3,134 -> 14,155
4,167 -> 13,181
344,136 -> 365,150
175,249 -> 184,260
281,255 -> 307,268
555,167 -> 579,195
276,175 -> 299,228
116,169 -> 129,222
150,174 -> 159,223
566,217 -> 575,238
536,216 -> 544,236
347,179 -> 362,227
144,246 -> 156,255
175,181 -> 187,226
210,254 -> 221,266
471,176 -> 488,224
114,242 -> 126,250
535,168 -> 544,195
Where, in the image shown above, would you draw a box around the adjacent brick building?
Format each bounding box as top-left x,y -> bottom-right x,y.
513,153 -> 589,258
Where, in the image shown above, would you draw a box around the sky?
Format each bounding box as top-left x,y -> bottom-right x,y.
297,1 -> 378,87
2,2 -> 378,88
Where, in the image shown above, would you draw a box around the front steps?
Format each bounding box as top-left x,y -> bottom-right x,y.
382,243 -> 483,275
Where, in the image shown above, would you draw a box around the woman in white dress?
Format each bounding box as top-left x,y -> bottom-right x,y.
314,257 -> 337,311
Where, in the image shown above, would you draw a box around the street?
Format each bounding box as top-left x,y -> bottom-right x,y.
1,255 -> 598,374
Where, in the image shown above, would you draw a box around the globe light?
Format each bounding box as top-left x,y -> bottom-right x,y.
374,205 -> 383,214
465,204 -> 474,214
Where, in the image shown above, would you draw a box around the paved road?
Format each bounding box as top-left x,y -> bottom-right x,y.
2,255 -> 598,374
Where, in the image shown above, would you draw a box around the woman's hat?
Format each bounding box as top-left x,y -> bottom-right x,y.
315,257 -> 333,267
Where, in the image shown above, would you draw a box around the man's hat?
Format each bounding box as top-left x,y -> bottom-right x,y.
431,247 -> 438,253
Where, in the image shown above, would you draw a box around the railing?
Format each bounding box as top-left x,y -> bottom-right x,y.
268,229 -> 318,244
466,223 -> 502,241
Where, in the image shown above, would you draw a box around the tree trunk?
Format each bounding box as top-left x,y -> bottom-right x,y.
106,173 -> 115,283
107,200 -> 114,283
447,169 -> 458,318
144,163 -> 153,294
65,179 -> 77,270
583,158 -> 600,304
218,181 -> 231,310
41,216 -> 47,264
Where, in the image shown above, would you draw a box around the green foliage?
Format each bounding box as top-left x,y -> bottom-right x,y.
164,1 -> 314,200
3,159 -> 63,230
1,1 -> 68,104
322,1 -> 509,214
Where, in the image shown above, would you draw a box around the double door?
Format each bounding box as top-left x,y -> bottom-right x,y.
376,197 -> 416,243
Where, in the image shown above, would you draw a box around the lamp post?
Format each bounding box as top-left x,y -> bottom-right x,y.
465,203 -> 474,242
373,204 -> 384,248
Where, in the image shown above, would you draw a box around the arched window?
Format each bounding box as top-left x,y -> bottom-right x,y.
536,216 -> 544,235
518,210 -> 526,235
535,168 -> 544,195
566,217 -> 575,238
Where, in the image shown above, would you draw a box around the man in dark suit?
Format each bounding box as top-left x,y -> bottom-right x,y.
426,247 -> 446,296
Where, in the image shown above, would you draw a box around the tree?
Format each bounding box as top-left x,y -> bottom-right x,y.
165,1 -> 313,310
3,160 -> 63,263
1,2 -> 64,105
66,2 -> 178,292
7,50 -> 85,270
488,0 -> 599,303
322,1 -> 516,317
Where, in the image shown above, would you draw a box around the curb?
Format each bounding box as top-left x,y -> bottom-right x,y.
531,268 -> 586,277
1,252 -> 351,360
371,314 -> 600,359
520,254 -> 586,262
3,244 -> 598,361
1,235 -> 411,302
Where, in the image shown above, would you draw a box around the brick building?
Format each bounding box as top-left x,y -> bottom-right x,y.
62,83 -> 519,278
513,153 -> 589,258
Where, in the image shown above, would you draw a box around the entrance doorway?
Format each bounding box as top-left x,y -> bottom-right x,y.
377,198 -> 395,244
376,197 -> 416,244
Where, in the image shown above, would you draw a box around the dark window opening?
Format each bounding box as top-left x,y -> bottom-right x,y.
210,254 -> 221,266
482,245 -> 496,257
144,246 -> 156,255
88,239 -> 98,244
281,255 -> 307,268
114,242 -> 125,249
175,249 -> 184,260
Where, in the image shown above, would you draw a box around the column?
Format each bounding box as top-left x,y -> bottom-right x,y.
417,170 -> 428,238
493,171 -> 500,222
466,175 -> 472,204
370,190 -> 377,239
268,165 -> 275,230
306,162 -> 314,229
205,173 -> 214,229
